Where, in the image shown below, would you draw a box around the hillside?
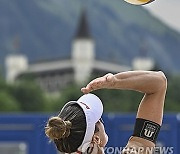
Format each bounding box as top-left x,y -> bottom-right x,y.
0,0 -> 180,73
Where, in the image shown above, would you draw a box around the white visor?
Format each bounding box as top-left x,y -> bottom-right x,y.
60,93 -> 103,153
76,94 -> 103,152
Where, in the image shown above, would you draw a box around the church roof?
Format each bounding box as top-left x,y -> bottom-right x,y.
75,10 -> 92,39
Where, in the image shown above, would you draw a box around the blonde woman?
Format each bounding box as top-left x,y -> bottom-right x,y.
45,71 -> 167,154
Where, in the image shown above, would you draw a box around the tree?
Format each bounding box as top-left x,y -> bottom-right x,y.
10,80 -> 46,112
51,83 -> 82,112
0,72 -> 180,113
164,75 -> 180,112
92,89 -> 143,112
0,91 -> 21,111
49,82 -> 143,112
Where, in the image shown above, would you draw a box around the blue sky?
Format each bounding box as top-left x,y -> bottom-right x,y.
144,0 -> 180,32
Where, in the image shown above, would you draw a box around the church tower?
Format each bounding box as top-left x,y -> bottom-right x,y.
72,10 -> 95,84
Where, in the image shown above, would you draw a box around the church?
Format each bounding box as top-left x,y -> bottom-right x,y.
5,11 -> 154,93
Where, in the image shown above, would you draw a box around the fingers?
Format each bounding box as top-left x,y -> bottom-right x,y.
81,87 -> 92,94
92,135 -> 101,145
81,78 -> 103,93
81,83 -> 94,94
81,73 -> 115,94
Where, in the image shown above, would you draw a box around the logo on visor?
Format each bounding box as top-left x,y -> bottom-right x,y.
79,102 -> 90,109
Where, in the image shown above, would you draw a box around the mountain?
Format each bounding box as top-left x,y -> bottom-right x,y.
0,0 -> 180,73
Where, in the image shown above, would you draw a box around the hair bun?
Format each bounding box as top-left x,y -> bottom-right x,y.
45,116 -> 72,140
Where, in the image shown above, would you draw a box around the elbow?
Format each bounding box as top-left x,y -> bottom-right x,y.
157,71 -> 167,90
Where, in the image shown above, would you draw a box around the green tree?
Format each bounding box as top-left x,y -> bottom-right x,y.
165,75 -> 180,112
10,80 -> 46,112
48,82 -> 143,112
0,75 -> 9,91
92,89 -> 143,112
48,74 -> 180,113
0,72 -> 180,113
0,91 -> 21,111
0,75 -> 21,111
51,83 -> 82,112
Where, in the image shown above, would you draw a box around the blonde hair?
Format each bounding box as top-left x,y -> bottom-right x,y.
45,103 -> 86,153
45,116 -> 72,140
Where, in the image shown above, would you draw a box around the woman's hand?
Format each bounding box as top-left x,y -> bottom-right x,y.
81,73 -> 116,94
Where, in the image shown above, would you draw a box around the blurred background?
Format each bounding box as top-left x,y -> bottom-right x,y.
0,0 -> 180,153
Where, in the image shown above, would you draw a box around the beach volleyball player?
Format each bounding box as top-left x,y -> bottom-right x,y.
45,71 -> 167,153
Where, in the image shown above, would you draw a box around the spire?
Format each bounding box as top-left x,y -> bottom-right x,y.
75,9 -> 92,39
